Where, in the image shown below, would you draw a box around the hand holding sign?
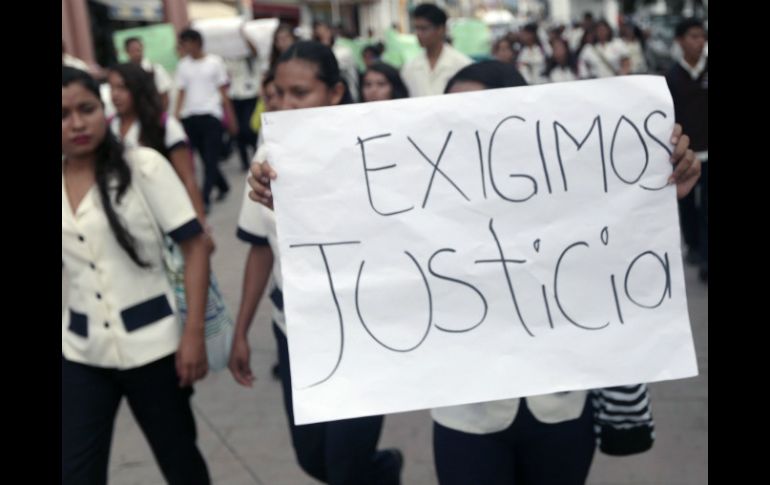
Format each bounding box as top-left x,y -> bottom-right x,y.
248,146 -> 276,209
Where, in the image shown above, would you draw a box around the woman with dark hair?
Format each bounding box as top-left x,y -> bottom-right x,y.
231,41 -> 402,485
578,19 -> 631,78
108,63 -> 208,223
270,23 -> 299,71
361,62 -> 410,102
516,23 -> 548,85
492,36 -> 517,64
313,20 -> 360,102
62,66 -> 211,484
544,37 -> 578,83
619,22 -> 648,74
444,60 -> 527,93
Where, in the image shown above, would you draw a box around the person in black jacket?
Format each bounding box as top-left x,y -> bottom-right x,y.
666,18 -> 708,283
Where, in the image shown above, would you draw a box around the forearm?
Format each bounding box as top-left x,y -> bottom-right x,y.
180,234 -> 210,334
234,245 -> 273,339
169,147 -> 207,222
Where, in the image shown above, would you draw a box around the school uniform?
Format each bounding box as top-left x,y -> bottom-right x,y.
176,54 -> 231,206
62,147 -> 209,484
234,147 -> 401,485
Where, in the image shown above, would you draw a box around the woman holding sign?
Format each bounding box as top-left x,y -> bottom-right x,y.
229,41 -> 404,485
249,59 -> 701,485
436,61 -> 700,485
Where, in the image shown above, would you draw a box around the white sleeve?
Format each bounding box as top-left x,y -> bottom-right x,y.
577,48 -> 594,79
153,64 -> 173,94
163,116 -> 188,151
236,145 -> 271,245
215,57 -> 229,88
128,147 -> 201,241
174,60 -> 188,89
615,39 -> 630,59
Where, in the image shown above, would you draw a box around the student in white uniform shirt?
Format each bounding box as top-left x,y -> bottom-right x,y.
619,23 -> 649,74
578,20 -> 631,79
175,28 -> 238,212
107,62 -> 208,228
230,41 -> 403,485
515,23 -> 549,85
250,59 -> 702,485
62,66 -> 211,485
400,3 -> 472,97
544,37 -> 578,83
124,37 -> 173,111
224,27 -> 260,171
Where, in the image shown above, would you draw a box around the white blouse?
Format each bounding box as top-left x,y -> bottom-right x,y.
62,147 -> 202,369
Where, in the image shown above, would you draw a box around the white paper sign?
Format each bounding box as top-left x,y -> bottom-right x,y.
192,17 -> 250,59
262,76 -> 699,425
192,17 -> 279,61
242,18 -> 280,63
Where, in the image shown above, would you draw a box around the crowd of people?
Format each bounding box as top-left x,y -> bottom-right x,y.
62,3 -> 707,484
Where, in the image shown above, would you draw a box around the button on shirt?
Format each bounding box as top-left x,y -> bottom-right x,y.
401,44 -> 472,97
62,147 -> 203,369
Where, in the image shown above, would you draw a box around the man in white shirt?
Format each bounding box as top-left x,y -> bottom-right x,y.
124,37 -> 173,111
175,29 -> 239,212
400,3 -> 472,97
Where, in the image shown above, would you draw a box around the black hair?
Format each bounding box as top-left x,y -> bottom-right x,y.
361,62 -> 410,100
261,68 -> 275,90
595,19 -> 614,43
312,20 -> 336,46
276,40 -> 353,104
62,66 -> 149,268
444,60 -> 527,93
413,3 -> 448,27
544,38 -> 576,77
675,18 -> 705,38
362,45 -> 382,58
493,37 -> 516,57
270,23 -> 298,70
124,36 -> 142,50
110,63 -> 167,157
179,29 -> 203,45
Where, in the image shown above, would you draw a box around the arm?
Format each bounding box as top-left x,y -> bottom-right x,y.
228,245 -> 274,387
160,92 -> 170,112
220,86 -> 239,136
176,232 -> 211,387
240,24 -> 258,58
168,146 -> 208,224
175,89 -> 186,120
